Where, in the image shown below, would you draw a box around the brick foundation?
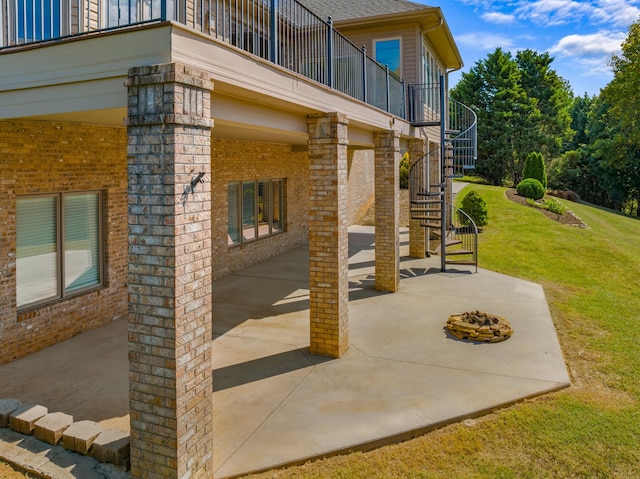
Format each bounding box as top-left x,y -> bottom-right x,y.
0,120 -> 128,366
210,139 -> 309,280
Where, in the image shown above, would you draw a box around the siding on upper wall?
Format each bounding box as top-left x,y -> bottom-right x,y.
337,24 -> 422,85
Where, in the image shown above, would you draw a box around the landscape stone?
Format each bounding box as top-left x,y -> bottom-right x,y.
62,420 -> 103,454
0,398 -> 22,428
34,412 -> 74,445
90,429 -> 130,466
9,404 -> 48,435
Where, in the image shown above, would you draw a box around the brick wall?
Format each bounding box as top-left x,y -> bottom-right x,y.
0,120 -> 129,365
0,123 -> 377,365
347,150 -> 375,226
210,139 -> 309,280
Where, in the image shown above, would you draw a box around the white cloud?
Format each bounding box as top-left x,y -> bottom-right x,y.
481,11 -> 517,24
591,0 -> 640,27
514,0 -> 640,27
515,0 -> 593,26
456,32 -> 517,50
549,30 -> 626,57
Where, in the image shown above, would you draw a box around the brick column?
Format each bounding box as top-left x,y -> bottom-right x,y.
374,130 -> 400,292
408,138 -> 427,258
125,63 -> 214,479
307,113 -> 349,358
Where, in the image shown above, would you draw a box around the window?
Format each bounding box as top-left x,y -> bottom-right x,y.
374,38 -> 401,78
228,179 -> 284,246
16,192 -> 103,309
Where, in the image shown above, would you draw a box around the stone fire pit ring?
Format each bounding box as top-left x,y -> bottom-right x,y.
446,310 -> 513,343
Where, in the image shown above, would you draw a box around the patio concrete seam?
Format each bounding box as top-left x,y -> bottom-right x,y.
215,365 -> 317,475
353,353 -> 570,385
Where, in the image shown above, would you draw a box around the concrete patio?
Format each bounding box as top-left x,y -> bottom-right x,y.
0,226 -> 570,478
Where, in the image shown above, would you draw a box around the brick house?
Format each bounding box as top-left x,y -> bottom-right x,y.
0,0 -> 473,476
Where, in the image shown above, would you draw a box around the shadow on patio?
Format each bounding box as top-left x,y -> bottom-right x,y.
0,226 -> 569,478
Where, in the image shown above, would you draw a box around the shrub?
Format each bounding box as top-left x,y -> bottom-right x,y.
542,198 -> 567,215
399,152 -> 410,189
460,190 -> 488,227
517,178 -> 545,200
523,151 -> 547,190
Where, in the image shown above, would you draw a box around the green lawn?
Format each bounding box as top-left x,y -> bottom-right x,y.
249,185 -> 640,479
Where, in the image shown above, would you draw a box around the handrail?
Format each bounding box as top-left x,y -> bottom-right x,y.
450,203 -> 478,272
407,81 -> 477,175
447,99 -> 477,175
0,0 -> 406,118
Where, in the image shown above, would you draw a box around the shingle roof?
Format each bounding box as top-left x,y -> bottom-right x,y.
301,0 -> 433,23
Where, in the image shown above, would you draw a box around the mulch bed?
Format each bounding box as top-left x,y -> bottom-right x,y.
505,189 -> 587,227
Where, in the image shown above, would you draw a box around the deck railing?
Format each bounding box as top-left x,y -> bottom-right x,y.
0,0 -> 405,118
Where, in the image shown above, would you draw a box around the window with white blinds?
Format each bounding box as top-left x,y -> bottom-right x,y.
228,179 -> 284,246
16,191 -> 103,309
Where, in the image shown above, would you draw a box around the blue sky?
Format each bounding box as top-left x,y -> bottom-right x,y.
420,0 -> 640,96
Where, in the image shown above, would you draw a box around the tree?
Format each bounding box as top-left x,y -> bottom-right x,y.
573,20 -> 640,215
566,94 -> 594,151
522,151 -> 547,190
460,190 -> 488,227
451,48 -> 538,186
516,50 -> 574,158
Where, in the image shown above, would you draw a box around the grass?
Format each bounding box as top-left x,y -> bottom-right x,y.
248,184 -> 640,479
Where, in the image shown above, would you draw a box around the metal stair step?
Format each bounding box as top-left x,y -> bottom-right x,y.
446,249 -> 474,256
411,215 -> 440,224
445,259 -> 477,265
410,199 -> 442,205
420,222 -> 442,229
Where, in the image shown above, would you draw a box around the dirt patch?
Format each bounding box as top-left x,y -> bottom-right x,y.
0,461 -> 39,478
505,189 -> 587,227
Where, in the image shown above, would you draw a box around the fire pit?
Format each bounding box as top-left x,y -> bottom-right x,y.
446,310 -> 513,343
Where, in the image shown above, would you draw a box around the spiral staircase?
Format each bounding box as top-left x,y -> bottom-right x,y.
407,76 -> 478,272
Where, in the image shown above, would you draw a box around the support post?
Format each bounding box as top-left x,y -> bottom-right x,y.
408,138 -> 427,258
126,63 -> 214,479
307,112 -> 349,358
374,130 -> 401,292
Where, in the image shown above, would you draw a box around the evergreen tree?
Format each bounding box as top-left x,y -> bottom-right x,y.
576,20 -> 640,215
566,94 -> 594,151
451,48 -> 538,186
522,151 -> 547,190
516,50 -> 574,158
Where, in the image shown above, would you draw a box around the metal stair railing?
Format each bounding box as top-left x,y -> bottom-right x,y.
408,147 -> 478,273
446,99 -> 477,177
1,0 -> 406,119
446,203 -> 478,273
